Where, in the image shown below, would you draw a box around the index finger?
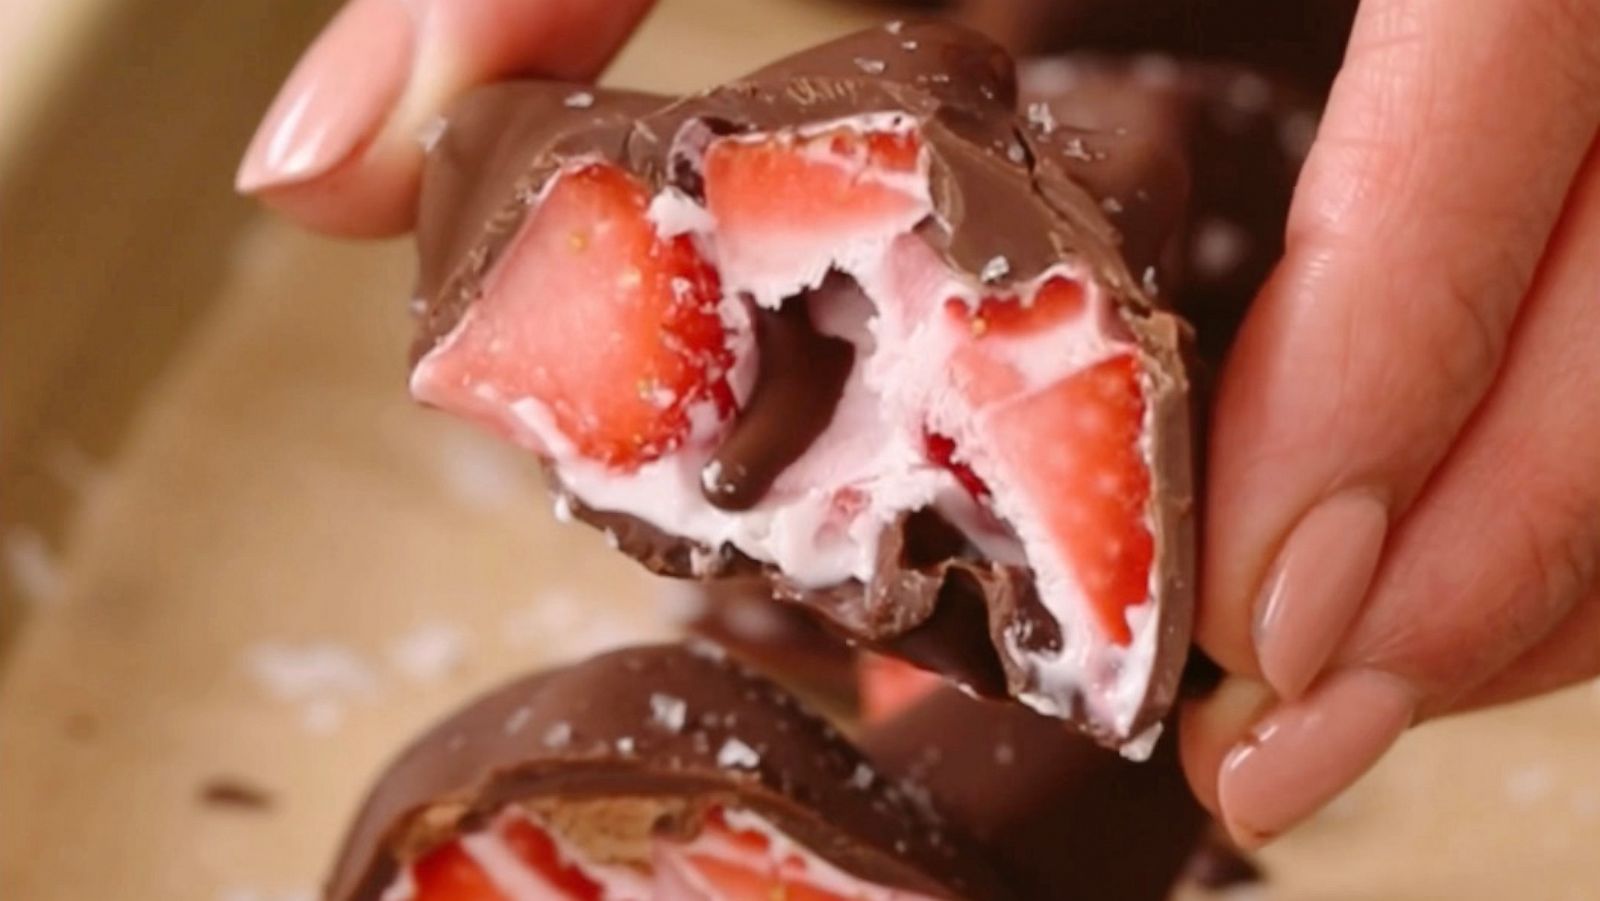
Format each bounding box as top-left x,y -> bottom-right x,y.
236,0 -> 654,237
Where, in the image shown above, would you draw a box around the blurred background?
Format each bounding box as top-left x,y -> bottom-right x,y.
1,1 -> 1597,899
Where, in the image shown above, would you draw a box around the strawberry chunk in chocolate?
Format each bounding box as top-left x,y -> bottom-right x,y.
407,24 -> 1195,749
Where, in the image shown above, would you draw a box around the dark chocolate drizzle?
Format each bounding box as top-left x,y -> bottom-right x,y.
701,280 -> 856,511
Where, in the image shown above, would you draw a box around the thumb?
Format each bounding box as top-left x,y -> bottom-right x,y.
236,0 -> 653,237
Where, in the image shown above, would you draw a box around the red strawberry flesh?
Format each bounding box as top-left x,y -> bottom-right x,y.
859,653 -> 943,724
414,162 -> 731,469
497,815 -> 603,900
411,841 -> 507,901
981,355 -> 1152,645
703,126 -> 927,292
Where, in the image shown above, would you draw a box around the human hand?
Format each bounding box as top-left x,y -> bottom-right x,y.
235,0 -> 654,236
1182,0 -> 1600,847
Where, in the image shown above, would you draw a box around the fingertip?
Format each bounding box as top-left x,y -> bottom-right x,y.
240,0 -> 657,237
1217,668 -> 1415,846
248,144 -> 422,239
236,0 -> 415,199
1179,677 -> 1276,817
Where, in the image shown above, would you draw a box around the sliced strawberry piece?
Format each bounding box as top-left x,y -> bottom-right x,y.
678,816 -> 852,901
923,430 -> 989,500
416,162 -> 731,469
948,277 -> 1087,339
497,816 -> 603,901
859,653 -> 942,724
703,127 -> 927,288
682,853 -> 852,901
411,841 -> 506,901
946,278 -> 1089,407
984,355 -> 1152,644
705,127 -> 921,228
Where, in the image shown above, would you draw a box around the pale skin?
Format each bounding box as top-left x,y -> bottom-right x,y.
239,0 -> 1600,848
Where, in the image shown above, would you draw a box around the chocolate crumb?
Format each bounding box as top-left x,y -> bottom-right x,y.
63,712 -> 98,742
200,776 -> 274,812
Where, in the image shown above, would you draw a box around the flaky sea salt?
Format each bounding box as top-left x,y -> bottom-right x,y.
564,91 -> 595,109
386,622 -> 467,684
717,737 -> 761,769
1141,266 -> 1161,298
849,763 -> 876,790
854,57 -> 886,75
504,706 -> 532,735
1025,101 -> 1057,133
543,722 -> 573,748
650,693 -> 688,733
245,642 -> 379,702
979,255 -> 1010,283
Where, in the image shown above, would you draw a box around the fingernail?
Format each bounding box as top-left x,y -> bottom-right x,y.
1253,490 -> 1389,698
236,0 -> 414,193
1218,668 -> 1415,847
1179,676 -> 1276,814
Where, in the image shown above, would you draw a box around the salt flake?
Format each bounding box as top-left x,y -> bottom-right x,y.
1025,101 -> 1057,133
543,722 -> 573,748
717,737 -> 760,769
504,706 -> 532,735
650,693 -> 688,733
849,763 -> 875,790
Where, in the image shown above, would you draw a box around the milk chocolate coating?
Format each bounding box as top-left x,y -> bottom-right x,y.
325,645 -> 1007,901
862,689 -> 1207,901
1020,55 -> 1317,366
412,24 -> 1196,746
702,283 -> 856,511
680,577 -> 862,713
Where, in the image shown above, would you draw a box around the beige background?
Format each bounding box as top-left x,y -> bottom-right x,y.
2,2 -> 1598,899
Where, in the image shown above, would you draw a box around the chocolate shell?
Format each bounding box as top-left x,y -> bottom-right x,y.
862,688 -> 1208,901
958,0 -> 1356,93
326,644 -> 1007,900
675,577 -> 862,714
408,23 -> 1206,750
